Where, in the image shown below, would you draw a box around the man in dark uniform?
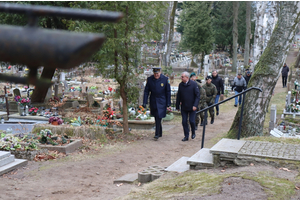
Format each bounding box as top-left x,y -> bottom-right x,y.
143,67 -> 171,140
281,63 -> 289,88
211,70 -> 224,116
202,76 -> 217,124
189,72 -> 207,128
176,71 -> 200,141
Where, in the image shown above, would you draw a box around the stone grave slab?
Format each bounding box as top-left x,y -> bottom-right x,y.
113,173 -> 138,184
38,139 -> 83,154
0,155 -> 15,167
0,158 -> 28,176
270,130 -> 281,138
165,156 -> 190,173
187,148 -> 213,169
0,151 -> 11,160
210,139 -> 246,155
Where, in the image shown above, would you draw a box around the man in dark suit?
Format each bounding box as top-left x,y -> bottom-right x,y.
143,67 -> 171,140
176,71 -> 200,141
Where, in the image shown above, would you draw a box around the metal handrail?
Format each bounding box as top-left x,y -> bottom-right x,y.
196,87 -> 262,149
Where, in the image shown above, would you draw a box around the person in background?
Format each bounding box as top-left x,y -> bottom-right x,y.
176,72 -> 200,141
143,67 -> 171,140
232,73 -> 247,107
211,70 -> 224,116
189,72 -> 207,128
244,71 -> 252,86
202,76 -> 217,124
281,63 -> 289,88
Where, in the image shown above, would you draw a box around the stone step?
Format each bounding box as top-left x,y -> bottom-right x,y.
187,148 -> 214,169
210,138 -> 246,161
0,155 -> 15,167
165,156 -> 190,173
0,159 -> 28,176
0,151 -> 11,160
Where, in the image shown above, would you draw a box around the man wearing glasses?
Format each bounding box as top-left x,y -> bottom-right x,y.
176,71 -> 200,141
143,67 -> 171,140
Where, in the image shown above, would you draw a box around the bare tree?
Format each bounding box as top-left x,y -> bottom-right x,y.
227,1 -> 300,138
263,1 -> 277,51
166,1 -> 178,67
232,2 -> 239,72
244,1 -> 252,68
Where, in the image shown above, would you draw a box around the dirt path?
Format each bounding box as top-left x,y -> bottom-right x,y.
0,50 -> 298,200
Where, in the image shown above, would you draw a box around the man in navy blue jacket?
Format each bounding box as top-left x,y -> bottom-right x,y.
143,67 -> 171,140
176,71 -> 200,141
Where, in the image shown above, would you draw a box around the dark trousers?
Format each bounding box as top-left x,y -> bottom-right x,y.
152,109 -> 162,137
181,110 -> 196,139
282,76 -> 288,87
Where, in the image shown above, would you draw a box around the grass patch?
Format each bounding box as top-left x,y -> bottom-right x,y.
245,136 -> 300,145
242,171 -> 295,200
121,170 -> 297,200
121,171 -> 229,199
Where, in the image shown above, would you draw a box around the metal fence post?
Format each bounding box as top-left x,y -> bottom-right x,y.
201,110 -> 207,149
237,93 -> 246,140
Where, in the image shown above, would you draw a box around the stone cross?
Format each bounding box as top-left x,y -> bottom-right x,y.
287,91 -> 291,108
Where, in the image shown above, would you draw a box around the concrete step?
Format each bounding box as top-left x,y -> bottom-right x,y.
165,156 -> 190,173
210,138 -> 246,161
0,159 -> 28,176
0,151 -> 11,160
0,155 -> 15,167
187,148 -> 214,169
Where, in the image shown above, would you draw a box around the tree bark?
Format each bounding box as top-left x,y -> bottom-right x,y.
263,1 -> 277,51
244,1 -> 252,67
227,1 -> 300,139
166,1 -> 178,67
232,2 -> 239,72
31,68 -> 55,103
252,1 -> 268,70
295,50 -> 300,68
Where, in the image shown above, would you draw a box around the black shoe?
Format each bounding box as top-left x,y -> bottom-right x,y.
200,120 -> 204,126
211,118 -> 214,124
195,126 -> 198,130
234,104 -> 237,107
159,135 -> 162,137
192,134 -> 196,139
216,111 -> 219,116
154,136 -> 159,140
182,137 -> 188,141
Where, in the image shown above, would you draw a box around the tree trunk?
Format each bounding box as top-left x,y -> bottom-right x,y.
244,1 -> 252,68
227,1 -> 300,139
252,1 -> 268,70
232,2 -> 239,72
120,84 -> 129,134
263,1 -> 277,51
295,50 -> 300,68
31,68 -> 55,103
166,1 -> 178,67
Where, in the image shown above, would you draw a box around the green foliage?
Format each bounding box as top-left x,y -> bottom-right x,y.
178,2 -> 214,56
0,1 -> 71,29
68,2 -> 167,108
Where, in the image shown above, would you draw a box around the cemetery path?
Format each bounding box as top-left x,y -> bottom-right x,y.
0,50 -> 298,200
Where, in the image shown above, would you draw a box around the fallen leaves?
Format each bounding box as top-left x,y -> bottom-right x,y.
295,186 -> 300,190
116,183 -> 123,187
34,150 -> 66,162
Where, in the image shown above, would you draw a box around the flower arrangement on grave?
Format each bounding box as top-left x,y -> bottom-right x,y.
134,106 -> 150,120
29,107 -> 39,115
0,133 -> 22,151
102,104 -> 115,120
166,107 -> 172,114
49,116 -> 63,125
36,129 -> 57,145
290,104 -> 300,113
14,96 -> 30,107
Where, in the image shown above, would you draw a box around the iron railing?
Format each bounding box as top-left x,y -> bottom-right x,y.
196,87 -> 262,149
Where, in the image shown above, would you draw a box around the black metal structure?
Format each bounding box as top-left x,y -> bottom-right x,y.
0,3 -> 123,89
196,87 -> 262,149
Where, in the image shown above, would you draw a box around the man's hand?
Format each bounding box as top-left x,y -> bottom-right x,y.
193,106 -> 197,111
221,94 -> 224,97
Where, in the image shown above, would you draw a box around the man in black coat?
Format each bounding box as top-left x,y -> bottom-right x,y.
281,63 -> 289,88
211,70 -> 224,116
244,71 -> 252,86
143,67 -> 171,140
176,71 -> 200,141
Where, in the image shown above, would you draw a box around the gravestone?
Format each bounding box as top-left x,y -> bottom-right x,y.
45,88 -> 52,102
268,104 -> 277,133
72,100 -> 80,108
287,91 -> 291,109
13,88 -> 20,97
60,72 -> 65,82
54,84 -> 59,97
87,94 -> 94,107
